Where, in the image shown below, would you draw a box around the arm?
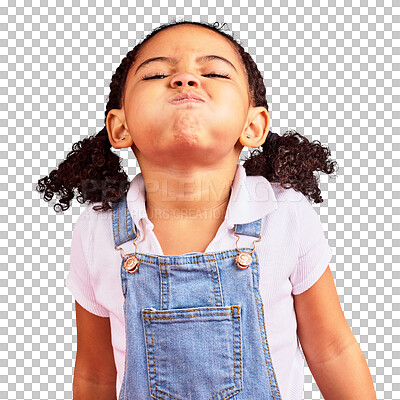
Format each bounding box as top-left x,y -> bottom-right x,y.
293,266 -> 376,400
73,301 -> 117,400
73,378 -> 117,400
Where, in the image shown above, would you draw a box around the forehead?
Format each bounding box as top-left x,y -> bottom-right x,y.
132,25 -> 242,72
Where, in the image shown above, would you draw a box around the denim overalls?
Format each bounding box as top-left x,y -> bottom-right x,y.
112,194 -> 282,400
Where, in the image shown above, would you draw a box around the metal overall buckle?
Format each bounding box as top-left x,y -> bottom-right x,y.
114,230 -> 141,274
233,229 -> 262,269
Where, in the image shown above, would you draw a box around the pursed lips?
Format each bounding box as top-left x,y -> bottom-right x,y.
170,98 -> 204,104
169,92 -> 205,104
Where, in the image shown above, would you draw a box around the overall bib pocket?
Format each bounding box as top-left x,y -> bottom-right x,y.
142,305 -> 243,400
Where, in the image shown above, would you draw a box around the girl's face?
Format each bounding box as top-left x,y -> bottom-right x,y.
115,24 -> 264,169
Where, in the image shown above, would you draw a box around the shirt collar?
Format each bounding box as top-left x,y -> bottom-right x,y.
225,164 -> 278,227
126,164 -> 278,230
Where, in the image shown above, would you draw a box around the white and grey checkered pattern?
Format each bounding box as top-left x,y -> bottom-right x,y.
2,1 -> 398,399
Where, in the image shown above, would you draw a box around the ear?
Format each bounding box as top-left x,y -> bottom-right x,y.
105,109 -> 134,149
239,107 -> 270,148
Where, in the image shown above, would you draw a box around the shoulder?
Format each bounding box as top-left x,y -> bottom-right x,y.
74,201 -> 112,232
269,181 -> 304,204
268,182 -> 310,219
263,182 -> 319,233
72,202 -> 114,261
243,174 -> 305,220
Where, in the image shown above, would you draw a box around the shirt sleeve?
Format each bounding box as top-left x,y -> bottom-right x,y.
290,196 -> 333,295
65,205 -> 109,317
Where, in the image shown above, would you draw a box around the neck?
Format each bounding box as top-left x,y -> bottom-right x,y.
142,164 -> 238,224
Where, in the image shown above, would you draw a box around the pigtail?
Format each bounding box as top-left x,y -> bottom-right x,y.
36,127 -> 130,213
36,43 -> 141,213
243,130 -> 338,204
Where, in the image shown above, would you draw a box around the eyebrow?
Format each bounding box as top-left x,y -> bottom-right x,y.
134,55 -> 238,74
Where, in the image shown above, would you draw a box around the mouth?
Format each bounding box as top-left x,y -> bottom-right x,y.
169,92 -> 205,104
170,98 -> 204,105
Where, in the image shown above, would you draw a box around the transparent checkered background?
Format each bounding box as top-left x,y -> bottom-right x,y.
2,1 -> 398,399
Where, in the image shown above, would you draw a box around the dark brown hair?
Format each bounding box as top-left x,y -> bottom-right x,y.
36,19 -> 338,213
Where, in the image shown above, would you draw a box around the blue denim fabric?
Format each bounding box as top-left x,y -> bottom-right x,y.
112,194 -> 282,400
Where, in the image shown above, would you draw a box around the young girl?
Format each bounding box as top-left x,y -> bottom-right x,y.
37,20 -> 376,400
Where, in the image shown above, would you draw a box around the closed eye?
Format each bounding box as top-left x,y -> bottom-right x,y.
204,73 -> 231,78
142,73 -> 231,80
142,73 -> 167,80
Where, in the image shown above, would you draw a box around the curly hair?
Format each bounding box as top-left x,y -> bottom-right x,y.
36,19 -> 338,213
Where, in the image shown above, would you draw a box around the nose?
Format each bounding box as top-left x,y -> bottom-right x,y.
170,72 -> 200,88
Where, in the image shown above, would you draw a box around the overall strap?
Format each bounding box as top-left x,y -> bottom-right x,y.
233,218 -> 262,239
111,193 -> 138,247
